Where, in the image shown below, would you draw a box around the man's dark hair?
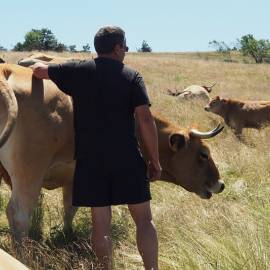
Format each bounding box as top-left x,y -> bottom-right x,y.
94,26 -> 126,54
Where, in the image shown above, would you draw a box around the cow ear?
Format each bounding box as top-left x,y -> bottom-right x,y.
169,133 -> 186,152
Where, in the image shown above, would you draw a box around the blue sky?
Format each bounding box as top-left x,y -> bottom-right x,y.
1,0 -> 269,52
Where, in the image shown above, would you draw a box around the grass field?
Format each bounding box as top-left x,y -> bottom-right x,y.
0,51 -> 270,269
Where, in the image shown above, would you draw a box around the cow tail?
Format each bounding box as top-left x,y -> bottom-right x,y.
0,73 -> 18,147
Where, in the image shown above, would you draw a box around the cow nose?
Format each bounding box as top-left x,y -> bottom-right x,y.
219,182 -> 225,192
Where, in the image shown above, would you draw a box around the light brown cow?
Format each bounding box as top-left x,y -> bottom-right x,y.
0,63 -> 224,239
17,53 -> 82,67
205,96 -> 270,135
167,83 -> 216,103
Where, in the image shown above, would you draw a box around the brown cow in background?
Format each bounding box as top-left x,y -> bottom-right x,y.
205,96 -> 270,136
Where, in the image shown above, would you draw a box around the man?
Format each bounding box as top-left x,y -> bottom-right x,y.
32,26 -> 161,270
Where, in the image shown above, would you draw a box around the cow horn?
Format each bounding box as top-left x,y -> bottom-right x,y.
203,82 -> 217,93
190,124 -> 224,139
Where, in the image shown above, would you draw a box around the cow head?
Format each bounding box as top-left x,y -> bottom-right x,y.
204,96 -> 225,114
157,118 -> 224,199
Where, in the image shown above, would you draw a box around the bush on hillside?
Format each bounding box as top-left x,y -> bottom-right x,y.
137,40 -> 152,52
68,45 -> 77,52
82,43 -> 91,52
0,45 -> 7,51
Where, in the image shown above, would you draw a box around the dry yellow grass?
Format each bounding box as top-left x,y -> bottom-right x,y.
0,51 -> 270,269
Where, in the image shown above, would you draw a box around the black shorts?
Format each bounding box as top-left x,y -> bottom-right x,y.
72,158 -> 151,207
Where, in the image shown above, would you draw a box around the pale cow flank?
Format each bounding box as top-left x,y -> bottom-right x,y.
205,96 -> 270,135
0,63 -> 224,239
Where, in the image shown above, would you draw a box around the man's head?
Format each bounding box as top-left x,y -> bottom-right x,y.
94,26 -> 128,61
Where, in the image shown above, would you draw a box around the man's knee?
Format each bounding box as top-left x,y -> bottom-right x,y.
128,202 -> 153,225
91,207 -> 112,236
132,214 -> 155,229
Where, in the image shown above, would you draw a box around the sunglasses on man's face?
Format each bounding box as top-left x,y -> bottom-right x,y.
121,42 -> 129,52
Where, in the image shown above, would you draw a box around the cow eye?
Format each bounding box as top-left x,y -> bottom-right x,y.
200,152 -> 208,159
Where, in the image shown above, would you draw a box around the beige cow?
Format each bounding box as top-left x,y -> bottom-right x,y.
167,83 -> 216,103
0,63 -> 224,239
205,96 -> 270,135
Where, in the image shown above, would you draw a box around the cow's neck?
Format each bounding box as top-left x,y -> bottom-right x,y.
137,113 -> 179,184
215,103 -> 229,118
159,167 -> 177,184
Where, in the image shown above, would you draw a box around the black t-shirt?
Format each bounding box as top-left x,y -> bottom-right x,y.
48,57 -> 150,170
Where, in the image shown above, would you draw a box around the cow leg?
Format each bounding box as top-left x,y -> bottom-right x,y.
62,184 -> 77,234
228,120 -> 243,138
234,126 -> 243,139
6,178 -> 44,241
5,158 -> 48,241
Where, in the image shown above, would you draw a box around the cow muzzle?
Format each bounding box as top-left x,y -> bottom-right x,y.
207,180 -> 225,194
198,180 -> 225,199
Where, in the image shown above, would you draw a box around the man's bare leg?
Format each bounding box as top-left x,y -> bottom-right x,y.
128,201 -> 158,270
91,206 -> 112,270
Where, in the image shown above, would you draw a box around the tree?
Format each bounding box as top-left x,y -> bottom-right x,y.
238,34 -> 270,63
23,28 -> 58,51
69,45 -> 77,52
82,43 -> 91,52
12,28 -> 65,52
39,28 -> 58,50
208,40 -> 232,61
137,40 -> 152,52
209,40 -> 231,53
0,45 -> 7,51
13,42 -> 24,51
54,43 -> 67,52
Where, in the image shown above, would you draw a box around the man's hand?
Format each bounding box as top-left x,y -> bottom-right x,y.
147,160 -> 162,181
31,62 -> 49,79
